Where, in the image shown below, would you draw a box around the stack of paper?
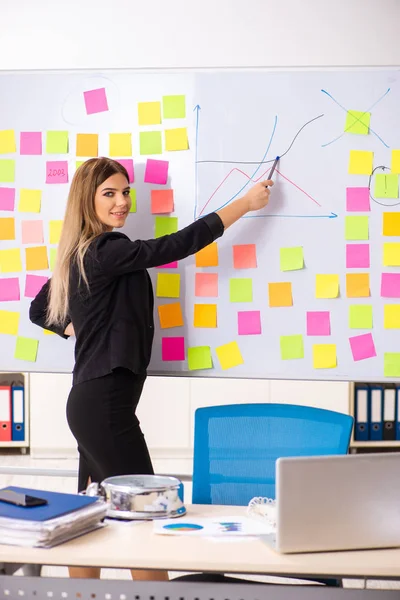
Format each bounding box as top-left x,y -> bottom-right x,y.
0,487 -> 107,548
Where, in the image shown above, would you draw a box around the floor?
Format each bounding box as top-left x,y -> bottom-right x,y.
0,453 -> 399,589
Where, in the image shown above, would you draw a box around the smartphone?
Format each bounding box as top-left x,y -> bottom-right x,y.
0,489 -> 48,507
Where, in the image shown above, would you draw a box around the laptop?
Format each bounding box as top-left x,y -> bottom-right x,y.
260,452 -> 400,553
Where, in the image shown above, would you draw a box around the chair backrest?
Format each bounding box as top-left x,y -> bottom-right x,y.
192,403 -> 354,506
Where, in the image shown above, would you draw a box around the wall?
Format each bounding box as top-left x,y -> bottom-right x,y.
2,0 -> 400,469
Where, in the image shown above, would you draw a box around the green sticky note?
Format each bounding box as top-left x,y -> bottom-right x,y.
384,352 -> 400,377
129,188 -> 136,213
155,216 -> 178,238
345,110 -> 370,135
76,161 -> 84,169
139,131 -> 162,155
280,334 -> 304,360
46,131 -> 68,154
0,159 -> 15,182
374,174 -> 399,199
15,336 -> 39,362
49,247 -> 57,271
229,278 -> 253,302
188,346 -> 212,370
345,216 -> 369,240
280,247 -> 304,271
162,95 -> 186,119
349,305 -> 373,329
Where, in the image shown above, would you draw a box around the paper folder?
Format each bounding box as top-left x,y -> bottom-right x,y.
11,386 -> 24,442
0,386 -> 11,442
383,387 -> 396,441
369,386 -> 383,441
354,384 -> 369,441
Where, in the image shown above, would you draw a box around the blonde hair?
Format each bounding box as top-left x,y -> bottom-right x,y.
46,157 -> 129,327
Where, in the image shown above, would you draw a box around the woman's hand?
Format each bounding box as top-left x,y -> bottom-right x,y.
64,322 -> 75,337
244,179 -> 273,211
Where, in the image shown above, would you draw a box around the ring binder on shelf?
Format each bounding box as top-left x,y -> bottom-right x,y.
370,385 -> 383,441
354,384 -> 369,441
384,387 -> 396,441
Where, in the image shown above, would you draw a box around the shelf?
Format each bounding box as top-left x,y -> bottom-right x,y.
0,441 -> 29,448
351,440 -> 400,448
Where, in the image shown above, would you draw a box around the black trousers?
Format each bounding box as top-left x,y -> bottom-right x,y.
66,368 -> 153,492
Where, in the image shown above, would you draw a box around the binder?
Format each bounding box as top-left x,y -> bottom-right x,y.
354,385 -> 369,441
11,386 -> 24,442
383,387 -> 396,441
396,385 -> 400,441
0,386 -> 11,442
369,386 -> 383,441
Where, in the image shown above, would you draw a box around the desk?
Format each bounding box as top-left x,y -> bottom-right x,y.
0,505 -> 399,580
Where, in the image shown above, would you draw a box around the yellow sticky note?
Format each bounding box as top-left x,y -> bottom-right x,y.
0,130 -> 16,154
383,243 -> 400,266
138,102 -> 161,125
315,274 -> 339,299
165,128 -> 189,151
49,248 -> 57,271
384,305 -> 400,329
43,329 -> 55,335
195,243 -> 218,267
349,150 -> 373,175
0,218 -> 15,241
25,246 -> 49,271
158,303 -> 183,329
109,133 -> 132,157
0,310 -> 19,335
76,134 -> 98,157
49,220 -> 63,244
15,336 -> 38,362
0,249 -> 22,273
194,304 -> 217,328
216,341 -> 244,370
383,212 -> 400,236
156,273 -> 180,298
313,344 -> 337,369
346,273 -> 370,298
268,282 -> 293,307
391,150 -> 400,174
18,189 -> 42,213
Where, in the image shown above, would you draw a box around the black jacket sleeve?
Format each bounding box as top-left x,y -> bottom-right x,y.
29,279 -> 70,339
94,212 -> 224,277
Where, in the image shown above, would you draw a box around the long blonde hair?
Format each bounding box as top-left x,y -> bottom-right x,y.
46,157 -> 129,327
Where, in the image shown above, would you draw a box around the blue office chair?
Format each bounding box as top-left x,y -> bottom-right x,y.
192,403 -> 354,506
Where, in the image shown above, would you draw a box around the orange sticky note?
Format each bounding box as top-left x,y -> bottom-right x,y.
383,212 -> 400,236
76,133 -> 99,157
233,244 -> 257,269
195,243 -> 218,267
194,304 -> 217,328
0,217 -> 15,240
268,282 -> 293,307
25,246 -> 49,271
158,302 -> 184,329
346,273 -> 370,298
151,189 -> 174,214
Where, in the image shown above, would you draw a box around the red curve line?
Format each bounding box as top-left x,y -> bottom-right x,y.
198,167 -> 322,217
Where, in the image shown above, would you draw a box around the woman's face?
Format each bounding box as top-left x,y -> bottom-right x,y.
94,172 -> 131,231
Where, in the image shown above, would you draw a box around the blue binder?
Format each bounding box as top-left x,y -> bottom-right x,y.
354,384 -> 369,441
369,385 -> 383,441
11,386 -> 24,442
396,385 -> 400,441
0,487 -> 99,521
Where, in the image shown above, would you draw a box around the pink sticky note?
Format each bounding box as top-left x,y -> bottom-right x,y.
21,220 -> 44,244
346,244 -> 370,268
46,161 -> 68,184
144,159 -> 169,184
158,261 -> 178,269
381,273 -> 400,298
195,273 -> 218,297
0,187 -> 15,211
117,159 -> 134,183
349,333 -> 376,361
307,311 -> 331,336
25,274 -> 48,298
20,132 -> 42,155
0,278 -> 20,301
83,88 -> 109,115
346,187 -> 370,212
162,336 -> 185,361
238,310 -> 261,335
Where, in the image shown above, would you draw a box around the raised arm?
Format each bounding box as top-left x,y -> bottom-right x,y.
29,279 -> 72,338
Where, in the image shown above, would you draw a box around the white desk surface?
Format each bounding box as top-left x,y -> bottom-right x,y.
0,505 -> 400,579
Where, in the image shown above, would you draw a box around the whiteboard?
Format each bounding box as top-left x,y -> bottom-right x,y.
0,68 -> 399,381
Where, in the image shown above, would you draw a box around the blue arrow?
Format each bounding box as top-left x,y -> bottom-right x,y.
243,212 -> 338,219
193,104 -> 201,219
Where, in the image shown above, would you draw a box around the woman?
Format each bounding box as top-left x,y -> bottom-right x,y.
30,157 -> 273,579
